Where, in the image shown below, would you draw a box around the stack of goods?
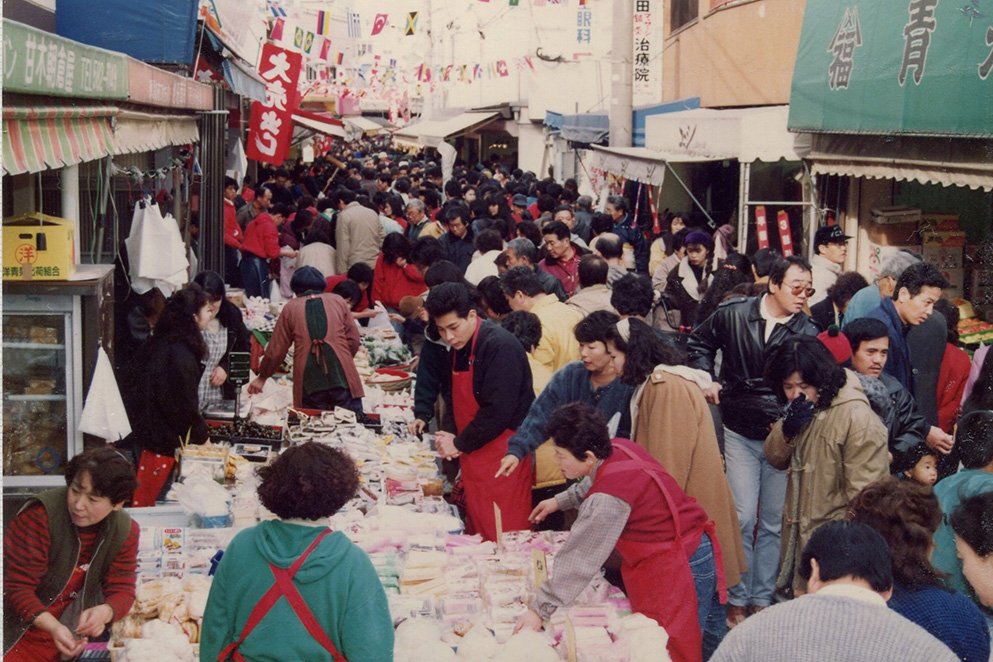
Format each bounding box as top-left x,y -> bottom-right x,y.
110,575 -> 213,658
241,296 -> 277,332
360,331 -> 413,367
362,385 -> 416,419
287,414 -> 444,507
959,316 -> 993,348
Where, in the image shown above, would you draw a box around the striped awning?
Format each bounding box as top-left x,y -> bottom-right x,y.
3,106 -> 116,176
112,111 -> 200,155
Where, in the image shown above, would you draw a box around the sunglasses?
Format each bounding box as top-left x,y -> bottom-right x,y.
788,284 -> 816,298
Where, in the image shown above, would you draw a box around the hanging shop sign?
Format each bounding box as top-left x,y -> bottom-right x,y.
247,43 -> 304,166
789,0 -> 993,136
2,19 -> 129,100
199,0 -> 267,67
632,0 -> 664,106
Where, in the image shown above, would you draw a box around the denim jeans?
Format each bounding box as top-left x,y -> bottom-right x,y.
240,252 -> 270,299
689,532 -> 727,660
724,426 -> 787,607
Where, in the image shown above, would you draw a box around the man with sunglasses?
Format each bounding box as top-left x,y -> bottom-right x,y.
687,255 -> 819,629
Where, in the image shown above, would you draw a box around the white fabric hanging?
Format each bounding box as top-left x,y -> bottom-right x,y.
125,198 -> 189,296
78,346 -> 132,442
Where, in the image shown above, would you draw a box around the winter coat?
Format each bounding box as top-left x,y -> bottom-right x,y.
764,370 -> 889,596
629,366 -> 746,589
215,299 -> 252,401
687,296 -> 819,440
335,202 -> 384,274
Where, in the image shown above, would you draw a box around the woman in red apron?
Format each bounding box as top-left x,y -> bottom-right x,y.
426,283 -> 535,542
517,403 -> 726,662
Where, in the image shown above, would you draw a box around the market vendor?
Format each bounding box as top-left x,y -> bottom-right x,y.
248,266 -> 364,412
4,447 -> 139,661
517,403 -> 724,662
426,282 -> 535,541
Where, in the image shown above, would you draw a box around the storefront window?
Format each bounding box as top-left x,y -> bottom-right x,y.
670,0 -> 699,32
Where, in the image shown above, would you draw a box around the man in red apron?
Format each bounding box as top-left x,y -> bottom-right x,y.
425,283 -> 535,541
517,403 -> 726,662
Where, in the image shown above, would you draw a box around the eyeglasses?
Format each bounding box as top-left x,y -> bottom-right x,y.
789,284 -> 816,298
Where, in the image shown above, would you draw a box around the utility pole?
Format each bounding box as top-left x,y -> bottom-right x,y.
609,0 -> 633,147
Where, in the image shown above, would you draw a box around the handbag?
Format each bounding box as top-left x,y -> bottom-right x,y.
130,430 -> 189,507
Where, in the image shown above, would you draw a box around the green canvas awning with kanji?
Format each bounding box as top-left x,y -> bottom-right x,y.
788,1 -> 993,137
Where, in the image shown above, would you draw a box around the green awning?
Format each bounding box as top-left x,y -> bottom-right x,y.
788,2 -> 993,137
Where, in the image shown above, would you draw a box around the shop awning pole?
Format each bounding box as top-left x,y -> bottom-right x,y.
198,87 -> 228,277
664,164 -> 717,229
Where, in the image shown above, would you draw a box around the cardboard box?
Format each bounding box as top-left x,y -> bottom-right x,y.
921,230 -> 967,248
2,213 -> 76,280
865,220 -> 920,247
920,213 -> 960,232
922,245 -> 964,270
866,243 -> 920,280
870,206 -> 921,225
941,268 -> 965,297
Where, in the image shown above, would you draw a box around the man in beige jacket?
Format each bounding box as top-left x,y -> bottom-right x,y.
333,188 -> 383,275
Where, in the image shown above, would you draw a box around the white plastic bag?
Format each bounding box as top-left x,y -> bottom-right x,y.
367,302 -> 393,330
78,346 -> 132,442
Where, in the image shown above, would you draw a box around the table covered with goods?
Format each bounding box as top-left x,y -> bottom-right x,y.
104,294 -> 669,661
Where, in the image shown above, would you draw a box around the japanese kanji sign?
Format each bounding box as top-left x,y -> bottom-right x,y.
790,0 -> 993,136
632,0 -> 663,106
246,44 -> 303,165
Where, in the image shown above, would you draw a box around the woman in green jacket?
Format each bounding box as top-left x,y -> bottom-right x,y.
201,442 -> 393,661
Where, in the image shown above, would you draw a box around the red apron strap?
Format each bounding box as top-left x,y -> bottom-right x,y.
218,529 -> 341,662
271,566 -> 347,661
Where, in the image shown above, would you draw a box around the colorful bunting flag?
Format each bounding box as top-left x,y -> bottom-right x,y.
347,11 -> 361,38
319,37 -> 332,61
371,13 -> 389,36
267,0 -> 287,18
316,10 -> 329,36
270,17 -> 285,41
405,12 -> 418,36
509,0 -> 520,5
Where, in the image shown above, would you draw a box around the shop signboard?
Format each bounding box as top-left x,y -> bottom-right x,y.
632,0 -> 664,107
789,1 -> 993,136
199,0 -> 267,68
2,19 -> 129,100
246,43 -> 303,166
128,59 -> 213,111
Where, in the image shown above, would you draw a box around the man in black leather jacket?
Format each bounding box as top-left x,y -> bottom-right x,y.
686,255 -> 819,624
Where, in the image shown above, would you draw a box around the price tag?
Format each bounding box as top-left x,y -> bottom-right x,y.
493,502 -> 504,552
531,549 -> 548,591
228,352 -> 251,383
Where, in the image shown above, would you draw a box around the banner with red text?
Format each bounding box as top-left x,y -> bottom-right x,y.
247,44 -> 303,165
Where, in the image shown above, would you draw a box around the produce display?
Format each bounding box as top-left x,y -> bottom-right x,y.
958,317 -> 993,346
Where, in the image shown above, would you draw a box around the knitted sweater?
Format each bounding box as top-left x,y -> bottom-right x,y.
711,590 -> 958,662
888,583 -> 990,662
200,521 -> 393,662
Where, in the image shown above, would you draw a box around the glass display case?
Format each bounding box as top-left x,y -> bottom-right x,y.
2,294 -> 83,486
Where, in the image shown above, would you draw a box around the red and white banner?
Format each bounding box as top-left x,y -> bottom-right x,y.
777,210 -> 794,257
755,206 -> 770,250
247,44 -> 303,166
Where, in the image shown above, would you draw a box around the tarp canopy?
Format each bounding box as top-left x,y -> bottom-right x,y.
291,111 -> 347,138
112,111 -> 200,155
544,111 -> 565,132
342,116 -> 384,135
393,111 -> 501,148
588,146 -> 676,186
3,106 -> 116,176
560,113 -> 609,145
646,106 -> 808,162
807,133 -> 993,192
788,2 -> 993,137
222,59 -> 266,103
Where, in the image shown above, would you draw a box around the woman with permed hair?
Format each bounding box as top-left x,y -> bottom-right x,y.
603,317 -> 745,655
517,403 -> 719,662
763,335 -> 889,599
200,442 -> 393,661
848,478 -> 990,660
4,447 -> 139,660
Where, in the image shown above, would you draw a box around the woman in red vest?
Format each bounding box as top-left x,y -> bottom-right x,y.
516,402 -> 724,662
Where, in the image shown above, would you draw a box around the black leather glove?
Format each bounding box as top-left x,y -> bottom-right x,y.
782,394 -> 815,439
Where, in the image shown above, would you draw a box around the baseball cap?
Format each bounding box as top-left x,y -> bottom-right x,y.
511,194 -> 528,207
814,225 -> 851,248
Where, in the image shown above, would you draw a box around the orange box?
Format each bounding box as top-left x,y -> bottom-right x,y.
2,213 -> 76,280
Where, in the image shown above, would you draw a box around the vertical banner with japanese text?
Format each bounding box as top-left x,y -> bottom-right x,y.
247,44 -> 303,166
632,0 -> 664,106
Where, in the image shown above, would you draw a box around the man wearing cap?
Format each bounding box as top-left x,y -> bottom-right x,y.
809,225 -> 851,306
511,194 -> 533,224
